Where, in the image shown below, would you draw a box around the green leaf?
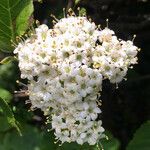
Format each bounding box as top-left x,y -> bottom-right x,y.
0,125 -> 57,150
0,116 -> 11,132
0,62 -> 19,90
100,131 -> 120,150
0,125 -> 120,150
39,131 -> 58,150
127,121 -> 150,150
16,0 -> 33,35
0,88 -> 12,103
0,0 -> 33,52
1,125 -> 41,150
0,97 -> 21,135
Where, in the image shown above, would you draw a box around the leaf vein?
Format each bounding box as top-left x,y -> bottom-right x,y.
0,20 -> 11,30
0,28 -> 11,39
0,3 -> 8,10
7,0 -> 14,40
10,0 -> 20,10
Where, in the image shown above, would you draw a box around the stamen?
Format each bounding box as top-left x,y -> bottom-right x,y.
16,80 -> 28,87
63,8 -> 66,18
98,24 -> 102,30
116,83 -> 119,89
47,128 -> 53,132
30,106 -> 37,111
132,34 -> 136,42
10,39 -> 17,47
35,20 -> 40,26
50,14 -> 59,22
96,100 -> 102,106
67,8 -> 76,16
25,100 -> 31,104
106,18 -> 109,28
54,139 -> 59,144
99,142 -> 104,150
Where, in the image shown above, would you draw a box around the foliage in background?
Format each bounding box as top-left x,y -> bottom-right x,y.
0,98 -> 21,135
127,121 -> 150,150
0,0 -> 33,52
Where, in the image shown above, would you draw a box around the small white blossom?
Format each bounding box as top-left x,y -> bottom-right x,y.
14,13 -> 139,145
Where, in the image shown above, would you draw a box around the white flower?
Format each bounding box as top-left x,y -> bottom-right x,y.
14,13 -> 139,145
52,115 -> 66,132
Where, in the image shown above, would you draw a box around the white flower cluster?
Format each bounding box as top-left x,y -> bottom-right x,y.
92,28 -> 138,83
14,15 -> 139,145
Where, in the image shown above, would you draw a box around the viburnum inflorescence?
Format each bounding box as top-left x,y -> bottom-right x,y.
14,11 -> 139,145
